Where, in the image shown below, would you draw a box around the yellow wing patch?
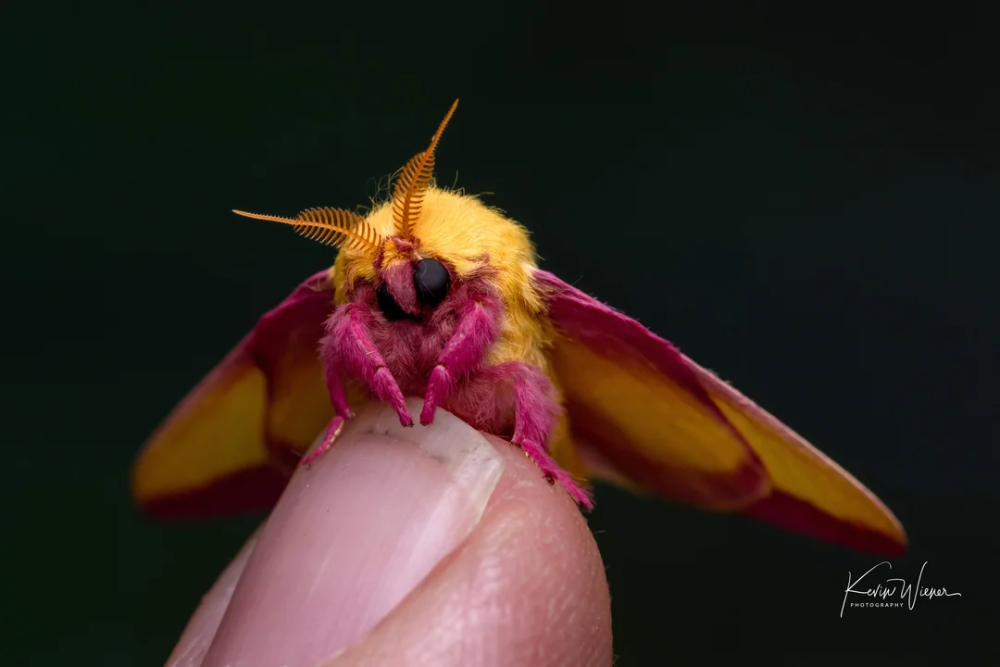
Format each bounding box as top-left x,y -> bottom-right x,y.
131,352 -> 272,504
550,339 -> 769,510
695,365 -> 907,552
267,327 -> 334,456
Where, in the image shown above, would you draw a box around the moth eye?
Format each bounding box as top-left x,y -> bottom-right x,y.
413,259 -> 450,307
376,282 -> 409,321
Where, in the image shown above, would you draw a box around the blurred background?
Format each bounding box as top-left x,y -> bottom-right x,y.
2,2 -> 996,664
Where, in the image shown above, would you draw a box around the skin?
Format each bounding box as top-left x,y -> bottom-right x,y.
166,413 -> 613,667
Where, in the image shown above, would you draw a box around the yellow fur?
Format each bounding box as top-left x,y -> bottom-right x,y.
331,186 -> 554,372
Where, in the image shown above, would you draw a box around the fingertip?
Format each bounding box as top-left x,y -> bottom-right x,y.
200,402 -> 506,667
167,406 -> 611,667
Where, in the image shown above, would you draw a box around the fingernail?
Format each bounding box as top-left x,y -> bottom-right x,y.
201,398 -> 504,667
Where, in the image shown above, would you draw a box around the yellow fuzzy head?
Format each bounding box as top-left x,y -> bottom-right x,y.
333,185 -> 539,304
231,101 -> 550,366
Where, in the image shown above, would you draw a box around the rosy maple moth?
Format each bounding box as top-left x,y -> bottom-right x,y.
131,100 -> 907,557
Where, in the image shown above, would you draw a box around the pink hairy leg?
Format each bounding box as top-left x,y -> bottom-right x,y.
300,357 -> 356,466
502,362 -> 595,509
420,296 -> 502,425
323,302 -> 414,427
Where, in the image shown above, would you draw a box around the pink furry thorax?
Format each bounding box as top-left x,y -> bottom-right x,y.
323,272 -> 518,434
316,268 -> 593,507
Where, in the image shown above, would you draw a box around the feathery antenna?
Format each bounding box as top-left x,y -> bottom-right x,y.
233,207 -> 383,253
392,99 -> 459,238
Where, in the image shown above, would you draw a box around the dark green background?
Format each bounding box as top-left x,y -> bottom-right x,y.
4,3 -> 996,665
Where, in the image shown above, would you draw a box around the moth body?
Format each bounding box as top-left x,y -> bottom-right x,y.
315,186 -> 588,504
132,100 -> 908,558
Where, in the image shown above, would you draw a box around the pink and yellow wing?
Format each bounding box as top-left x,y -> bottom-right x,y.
534,270 -> 907,557
131,271 -> 337,517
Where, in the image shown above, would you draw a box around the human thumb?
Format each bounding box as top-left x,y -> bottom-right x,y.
168,399 -> 612,667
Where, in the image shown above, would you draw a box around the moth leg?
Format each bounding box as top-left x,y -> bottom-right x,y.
301,415 -> 347,466
421,296 -> 501,425
504,362 -> 595,510
323,301 -> 414,428
300,357 -> 355,467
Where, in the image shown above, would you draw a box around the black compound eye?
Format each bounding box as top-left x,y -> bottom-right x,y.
376,282 -> 410,321
413,259 -> 450,307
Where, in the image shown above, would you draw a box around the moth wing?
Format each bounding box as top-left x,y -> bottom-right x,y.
131,271 -> 337,517
534,270 -> 907,556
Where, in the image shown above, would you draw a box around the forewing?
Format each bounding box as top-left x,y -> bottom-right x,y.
131,271 -> 336,517
534,269 -> 906,556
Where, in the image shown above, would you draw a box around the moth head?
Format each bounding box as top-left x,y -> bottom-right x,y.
233,100 -> 460,319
